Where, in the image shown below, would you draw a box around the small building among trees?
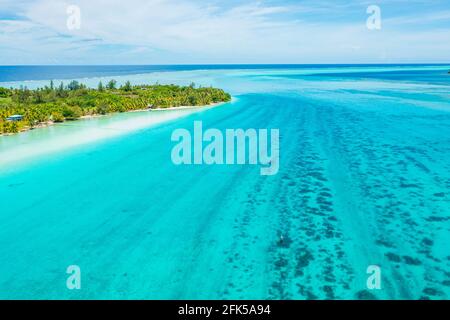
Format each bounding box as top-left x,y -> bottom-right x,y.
6,115 -> 23,121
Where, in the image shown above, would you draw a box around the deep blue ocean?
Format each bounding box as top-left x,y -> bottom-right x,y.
1,64 -> 449,82
0,65 -> 449,299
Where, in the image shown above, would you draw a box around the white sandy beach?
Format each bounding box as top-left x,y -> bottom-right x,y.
0,103 -> 223,169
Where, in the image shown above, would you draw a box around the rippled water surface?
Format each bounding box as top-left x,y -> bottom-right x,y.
0,65 -> 449,299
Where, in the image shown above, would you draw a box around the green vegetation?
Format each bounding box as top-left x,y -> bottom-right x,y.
0,81 -> 231,134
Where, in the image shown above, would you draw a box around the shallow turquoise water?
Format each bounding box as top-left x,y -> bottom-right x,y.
0,66 -> 449,299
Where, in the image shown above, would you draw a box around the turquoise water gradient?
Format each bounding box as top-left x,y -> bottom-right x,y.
0,66 -> 449,299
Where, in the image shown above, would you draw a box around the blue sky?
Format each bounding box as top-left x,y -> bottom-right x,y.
0,0 -> 449,64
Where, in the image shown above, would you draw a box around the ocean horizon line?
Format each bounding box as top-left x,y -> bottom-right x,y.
1,63 -> 449,84
1,63 -> 450,67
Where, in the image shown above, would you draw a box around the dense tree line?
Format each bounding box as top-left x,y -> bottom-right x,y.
0,81 -> 231,134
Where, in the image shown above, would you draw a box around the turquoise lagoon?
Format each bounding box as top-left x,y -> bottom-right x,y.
0,65 -> 449,299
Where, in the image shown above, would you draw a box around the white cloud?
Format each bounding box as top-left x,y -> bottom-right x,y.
0,0 -> 449,64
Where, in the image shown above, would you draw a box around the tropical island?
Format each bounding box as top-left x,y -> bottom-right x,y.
0,80 -> 231,135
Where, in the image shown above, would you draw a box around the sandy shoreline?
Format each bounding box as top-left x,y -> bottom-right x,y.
0,100 -> 229,167
148,101 -> 224,111
0,101 -> 226,137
